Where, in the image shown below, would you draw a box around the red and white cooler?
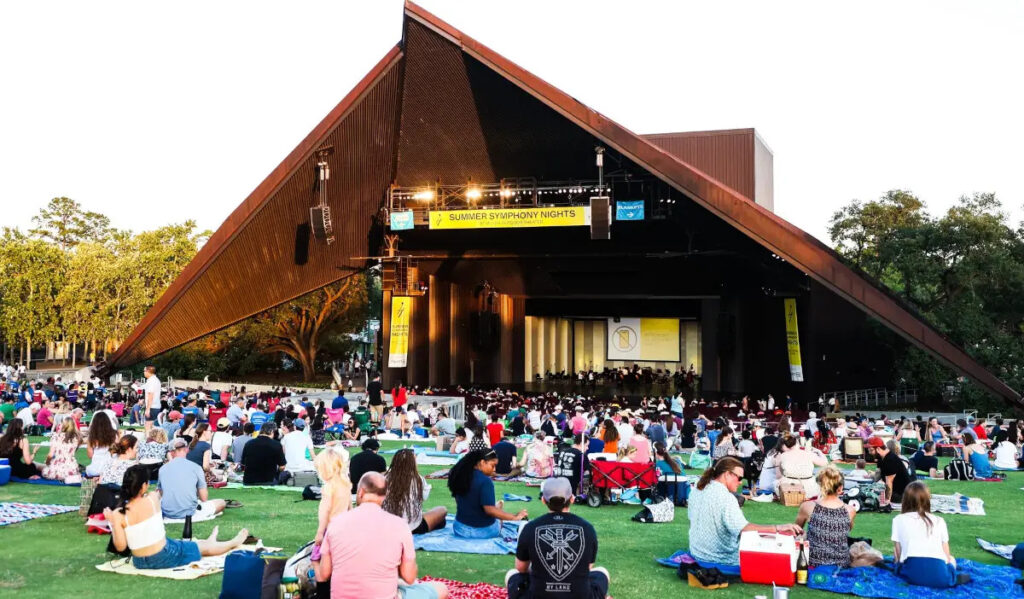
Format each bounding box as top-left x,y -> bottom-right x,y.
739,531 -> 798,586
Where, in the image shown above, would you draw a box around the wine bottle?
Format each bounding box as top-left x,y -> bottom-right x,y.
182,514 -> 193,542
796,542 -> 808,585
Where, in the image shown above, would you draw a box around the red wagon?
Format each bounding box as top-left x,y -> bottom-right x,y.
585,459 -> 659,507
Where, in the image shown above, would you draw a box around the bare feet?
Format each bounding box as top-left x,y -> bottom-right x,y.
207,526 -> 220,541
232,528 -> 250,546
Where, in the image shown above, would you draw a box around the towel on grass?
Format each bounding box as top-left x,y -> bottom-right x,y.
418,576 -> 506,599
977,538 -> 1017,561
426,469 -> 450,479
164,510 -> 220,524
413,517 -> 522,555
0,502 -> 78,526
95,544 -> 280,580
224,482 -> 304,493
808,558 -> 1024,598
929,493 -> 985,516
417,455 -> 458,466
10,476 -> 81,487
654,549 -> 741,576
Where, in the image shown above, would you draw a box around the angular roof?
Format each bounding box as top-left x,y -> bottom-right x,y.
106,1 -> 1019,404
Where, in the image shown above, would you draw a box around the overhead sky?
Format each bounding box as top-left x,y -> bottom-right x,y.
2,0 -> 1021,243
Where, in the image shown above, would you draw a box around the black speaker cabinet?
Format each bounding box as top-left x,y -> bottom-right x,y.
590,197 -> 611,240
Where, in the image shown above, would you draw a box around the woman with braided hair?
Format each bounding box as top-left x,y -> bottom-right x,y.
383,448 -> 448,534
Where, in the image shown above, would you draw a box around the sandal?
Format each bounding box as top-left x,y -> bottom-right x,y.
224,499 -> 244,508
243,534 -> 261,545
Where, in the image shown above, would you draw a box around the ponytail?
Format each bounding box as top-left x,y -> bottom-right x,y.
448,449 -> 495,497
118,465 -> 150,513
696,456 -> 743,490
654,441 -> 681,474
189,423 -> 210,450
112,435 -> 138,456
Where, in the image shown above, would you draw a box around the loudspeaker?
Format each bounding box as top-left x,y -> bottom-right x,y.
294,223 -> 311,265
310,205 -> 333,243
590,197 -> 611,240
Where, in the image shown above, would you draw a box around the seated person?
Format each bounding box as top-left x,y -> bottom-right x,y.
688,457 -> 802,566
776,433 -> 828,498
892,481 -> 970,588
230,423 -> 254,464
518,432 -> 554,478
991,431 -> 1020,470
449,428 -> 470,454
909,442 -> 941,478
313,448 -> 352,546
210,419 -> 233,461
344,418 -> 361,441
0,419 -> 43,479
383,448 -> 447,534
280,418 -> 316,472
42,418 -> 83,484
100,436 -> 140,487
241,423 -> 288,486
506,477 -> 609,599
654,441 -> 684,474
106,465 -> 248,570
447,449 -> 528,538
962,432 -> 993,478
314,472 -> 449,599
865,436 -> 910,503
349,438 -> 386,486
492,432 -> 520,476
795,467 -> 855,567
553,434 -> 586,493
160,438 -> 227,519
847,459 -> 873,481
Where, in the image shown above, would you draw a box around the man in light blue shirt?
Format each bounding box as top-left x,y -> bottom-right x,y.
159,438 -> 225,519
687,457 -> 801,566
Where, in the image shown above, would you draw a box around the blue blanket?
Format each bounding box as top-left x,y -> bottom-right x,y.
654,549 -> 741,576
808,558 -> 1024,598
10,476 -> 80,487
413,517 -> 518,555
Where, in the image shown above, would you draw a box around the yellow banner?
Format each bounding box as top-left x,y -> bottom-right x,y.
428,206 -> 590,230
784,298 -> 804,382
387,296 -> 411,368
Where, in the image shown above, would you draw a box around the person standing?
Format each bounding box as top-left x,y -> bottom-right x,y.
367,374 -> 384,423
506,477 -> 609,599
143,365 -> 161,434
314,472 -> 449,599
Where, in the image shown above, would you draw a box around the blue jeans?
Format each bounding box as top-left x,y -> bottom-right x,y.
896,557 -> 959,588
453,519 -> 501,539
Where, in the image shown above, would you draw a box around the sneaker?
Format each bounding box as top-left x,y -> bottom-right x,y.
956,573 -> 972,585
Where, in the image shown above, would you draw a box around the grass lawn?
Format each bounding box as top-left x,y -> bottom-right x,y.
1,439 -> 1021,599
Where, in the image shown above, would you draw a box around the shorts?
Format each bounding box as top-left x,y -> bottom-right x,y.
398,581 -> 440,599
506,570 -> 609,599
132,537 -> 201,570
146,408 -> 161,422
411,518 -> 430,535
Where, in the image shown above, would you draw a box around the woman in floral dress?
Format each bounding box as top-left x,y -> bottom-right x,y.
43,418 -> 83,484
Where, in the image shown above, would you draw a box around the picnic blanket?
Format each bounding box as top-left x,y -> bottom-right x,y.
164,510 -> 221,524
0,502 -> 78,526
224,482 -> 304,493
808,558 -> 1024,598
929,493 -> 985,516
10,476 -> 81,487
654,549 -> 741,576
417,455 -> 458,466
413,517 -> 521,555
426,469 -> 450,480
96,544 -> 281,580
977,538 -> 1018,561
419,576 -> 506,599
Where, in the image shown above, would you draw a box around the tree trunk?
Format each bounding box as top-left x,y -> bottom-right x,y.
26,336 -> 31,371
72,340 -> 77,368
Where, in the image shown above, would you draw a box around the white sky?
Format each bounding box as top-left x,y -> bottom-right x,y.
2,0 -> 1022,243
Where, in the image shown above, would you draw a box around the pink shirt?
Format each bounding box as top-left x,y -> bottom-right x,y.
628,436 -> 652,463
37,407 -> 53,429
322,502 -> 414,599
570,415 -> 588,435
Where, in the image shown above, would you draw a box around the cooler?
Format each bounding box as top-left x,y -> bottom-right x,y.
739,531 -> 797,586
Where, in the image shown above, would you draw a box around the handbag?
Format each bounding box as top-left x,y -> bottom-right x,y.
631,497 -> 675,523
943,458 -> 975,481
688,452 -> 711,470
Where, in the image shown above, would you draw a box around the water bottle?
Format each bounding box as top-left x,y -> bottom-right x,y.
182,514 -> 193,541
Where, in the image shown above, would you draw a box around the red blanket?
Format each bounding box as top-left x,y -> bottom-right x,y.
420,576 -> 506,599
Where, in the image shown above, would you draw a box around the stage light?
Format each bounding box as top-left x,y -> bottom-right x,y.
466,187 -> 482,201
412,189 -> 435,201
499,188 -> 514,199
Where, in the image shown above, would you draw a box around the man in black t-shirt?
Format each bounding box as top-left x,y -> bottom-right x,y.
909,442 -> 940,478
493,434 -> 519,476
242,422 -> 288,485
349,438 -> 386,486
366,374 -> 383,423
866,436 -> 910,502
507,477 -> 609,599
553,435 -> 585,494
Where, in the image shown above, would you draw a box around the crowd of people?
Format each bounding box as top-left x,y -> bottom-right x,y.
3,360 -> 1022,595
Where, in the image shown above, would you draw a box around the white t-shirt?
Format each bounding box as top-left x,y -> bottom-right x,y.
211,431 -> 233,459
737,439 -> 759,458
993,441 -> 1019,469
281,431 -> 314,471
891,512 -> 950,563
16,407 -> 34,426
144,375 -> 161,409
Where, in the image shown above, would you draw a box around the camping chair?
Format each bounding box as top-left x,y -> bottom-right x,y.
842,437 -> 864,460
352,408 -> 373,434
899,437 -> 919,455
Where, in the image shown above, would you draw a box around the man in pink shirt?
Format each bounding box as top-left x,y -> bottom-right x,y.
314,471 -> 448,599
570,406 -> 589,435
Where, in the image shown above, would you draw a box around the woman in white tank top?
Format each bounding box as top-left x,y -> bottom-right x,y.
106,465 -> 250,569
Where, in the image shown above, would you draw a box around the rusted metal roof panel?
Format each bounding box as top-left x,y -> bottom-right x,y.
642,129 -> 755,203
401,1 -> 1018,402
107,47 -> 404,368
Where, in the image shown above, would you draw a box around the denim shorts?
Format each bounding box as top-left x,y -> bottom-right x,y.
146,408 -> 161,422
453,519 -> 501,539
132,537 -> 201,570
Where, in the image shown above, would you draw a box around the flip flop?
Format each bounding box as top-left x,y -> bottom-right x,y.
224,499 -> 244,508
243,534 -> 261,545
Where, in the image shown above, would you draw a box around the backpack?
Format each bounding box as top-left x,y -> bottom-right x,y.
688,452 -> 712,471
899,456 -> 917,482
943,458 -> 975,481
301,485 -> 322,501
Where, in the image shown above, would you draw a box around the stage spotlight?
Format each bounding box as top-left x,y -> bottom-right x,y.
499,188 -> 514,199
412,189 -> 435,201
466,187 -> 482,201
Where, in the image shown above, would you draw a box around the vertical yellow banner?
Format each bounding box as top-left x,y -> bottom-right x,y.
387,296 -> 411,368
784,298 -> 804,382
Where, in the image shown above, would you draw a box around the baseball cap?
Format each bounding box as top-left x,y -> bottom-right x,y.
294,418 -> 306,430
362,438 -> 380,451
541,477 -> 573,502
169,438 -> 189,451
865,436 -> 886,448
168,410 -> 183,421
216,418 -> 230,430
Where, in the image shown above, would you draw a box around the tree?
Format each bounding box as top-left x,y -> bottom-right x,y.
254,275 -> 369,381
30,197 -> 111,250
0,231 -> 66,367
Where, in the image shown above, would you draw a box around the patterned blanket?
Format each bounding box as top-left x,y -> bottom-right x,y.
977,538 -> 1017,560
808,558 -> 1024,598
0,502 -> 78,526
419,576 -> 506,599
928,493 -> 985,516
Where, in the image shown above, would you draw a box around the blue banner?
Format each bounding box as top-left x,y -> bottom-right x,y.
616,200 -> 644,221
390,210 -> 415,231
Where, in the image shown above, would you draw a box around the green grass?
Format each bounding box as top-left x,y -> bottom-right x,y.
2,440 -> 1021,598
